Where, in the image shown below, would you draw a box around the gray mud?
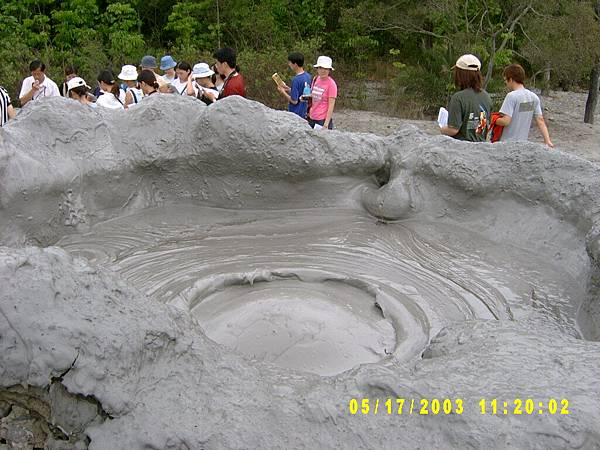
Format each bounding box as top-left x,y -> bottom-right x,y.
1,95 -> 600,449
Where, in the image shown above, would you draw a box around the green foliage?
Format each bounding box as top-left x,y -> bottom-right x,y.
101,2 -> 145,65
0,0 -> 597,116
165,1 -> 215,50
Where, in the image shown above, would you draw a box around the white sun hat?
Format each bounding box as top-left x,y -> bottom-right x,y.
66,77 -> 90,91
453,54 -> 481,71
191,63 -> 215,79
118,65 -> 139,81
314,55 -> 334,70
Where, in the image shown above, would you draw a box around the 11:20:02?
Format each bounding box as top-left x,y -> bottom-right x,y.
479,398 -> 569,415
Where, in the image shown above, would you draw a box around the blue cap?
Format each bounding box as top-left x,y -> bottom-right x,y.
141,55 -> 157,69
160,55 -> 177,70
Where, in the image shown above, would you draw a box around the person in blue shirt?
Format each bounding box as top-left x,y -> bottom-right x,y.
276,52 -> 312,119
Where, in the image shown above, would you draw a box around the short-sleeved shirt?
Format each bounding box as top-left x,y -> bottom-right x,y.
220,72 -> 246,98
499,88 -> 543,142
19,75 -> 61,102
96,90 -> 125,109
309,76 -> 337,121
447,88 -> 492,142
1,85 -> 12,127
289,71 -> 312,118
170,78 -> 189,95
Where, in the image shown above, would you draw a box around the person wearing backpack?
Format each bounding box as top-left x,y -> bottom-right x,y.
495,64 -> 553,148
118,65 -> 143,108
440,54 -> 491,142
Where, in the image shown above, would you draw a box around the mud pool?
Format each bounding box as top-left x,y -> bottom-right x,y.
1,95 -> 600,449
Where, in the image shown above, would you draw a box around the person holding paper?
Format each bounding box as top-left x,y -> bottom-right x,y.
276,52 -> 312,119
440,54 -> 491,142
19,60 -> 60,106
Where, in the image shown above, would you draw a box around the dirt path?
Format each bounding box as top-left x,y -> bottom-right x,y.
335,90 -> 600,163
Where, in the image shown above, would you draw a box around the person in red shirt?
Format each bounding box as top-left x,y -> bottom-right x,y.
213,47 -> 246,99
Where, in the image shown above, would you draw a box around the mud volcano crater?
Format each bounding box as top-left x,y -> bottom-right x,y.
1,96 -> 600,449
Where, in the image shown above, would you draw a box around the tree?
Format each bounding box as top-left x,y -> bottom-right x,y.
584,0 -> 600,124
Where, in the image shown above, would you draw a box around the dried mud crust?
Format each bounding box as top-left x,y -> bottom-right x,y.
336,90 -> 600,162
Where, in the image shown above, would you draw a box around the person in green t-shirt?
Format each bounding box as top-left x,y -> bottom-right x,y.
440,54 -> 491,142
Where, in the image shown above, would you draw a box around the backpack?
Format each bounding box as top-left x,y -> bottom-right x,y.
488,112 -> 504,143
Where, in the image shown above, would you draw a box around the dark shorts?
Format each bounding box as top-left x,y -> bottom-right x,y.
308,118 -> 334,130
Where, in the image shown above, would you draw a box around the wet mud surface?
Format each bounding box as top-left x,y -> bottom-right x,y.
1,96 -> 600,449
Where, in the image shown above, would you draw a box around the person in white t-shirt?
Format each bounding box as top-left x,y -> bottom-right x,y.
19,60 -> 61,106
118,65 -> 143,107
95,70 -> 125,110
496,63 -> 553,148
190,63 -> 219,104
171,62 -> 194,95
67,77 -> 97,108
160,55 -> 178,85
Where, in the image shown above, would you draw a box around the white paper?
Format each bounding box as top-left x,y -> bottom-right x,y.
437,107 -> 448,128
313,124 -> 323,130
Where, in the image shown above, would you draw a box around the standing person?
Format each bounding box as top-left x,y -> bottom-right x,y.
19,60 -> 61,106
140,55 -> 169,93
59,65 -> 78,97
137,70 -> 160,98
96,70 -> 125,110
276,51 -> 312,119
1,84 -> 17,126
212,64 -> 225,93
307,55 -> 337,130
495,63 -> 553,148
171,62 -> 193,95
213,47 -> 246,99
67,77 -> 96,108
440,54 -> 491,142
118,65 -> 143,107
190,63 -> 219,104
160,55 -> 177,84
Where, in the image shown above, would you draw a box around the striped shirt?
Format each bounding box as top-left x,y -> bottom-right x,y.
0,86 -> 11,127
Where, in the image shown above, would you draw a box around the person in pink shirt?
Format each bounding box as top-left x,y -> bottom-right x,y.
308,55 -> 337,130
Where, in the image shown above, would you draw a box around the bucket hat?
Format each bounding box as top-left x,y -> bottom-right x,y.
160,55 -> 177,71
314,55 -> 334,70
118,65 -> 138,81
191,63 -> 215,79
141,55 -> 157,69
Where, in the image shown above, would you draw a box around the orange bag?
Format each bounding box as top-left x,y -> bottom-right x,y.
489,112 -> 504,143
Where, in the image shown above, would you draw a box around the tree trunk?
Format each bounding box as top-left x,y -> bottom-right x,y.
541,61 -> 551,96
584,59 -> 600,124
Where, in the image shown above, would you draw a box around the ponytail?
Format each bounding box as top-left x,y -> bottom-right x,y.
110,83 -> 120,100
137,69 -> 159,89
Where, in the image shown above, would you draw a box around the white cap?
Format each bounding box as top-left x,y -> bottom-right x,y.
453,54 -> 481,71
67,77 -> 90,91
191,63 -> 215,79
314,55 -> 334,70
118,65 -> 138,81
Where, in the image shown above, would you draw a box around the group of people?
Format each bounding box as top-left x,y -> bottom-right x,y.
3,47 -> 247,118
440,54 -> 553,147
0,49 -> 551,147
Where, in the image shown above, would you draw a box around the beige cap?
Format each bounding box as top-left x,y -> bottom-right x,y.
453,54 -> 481,71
